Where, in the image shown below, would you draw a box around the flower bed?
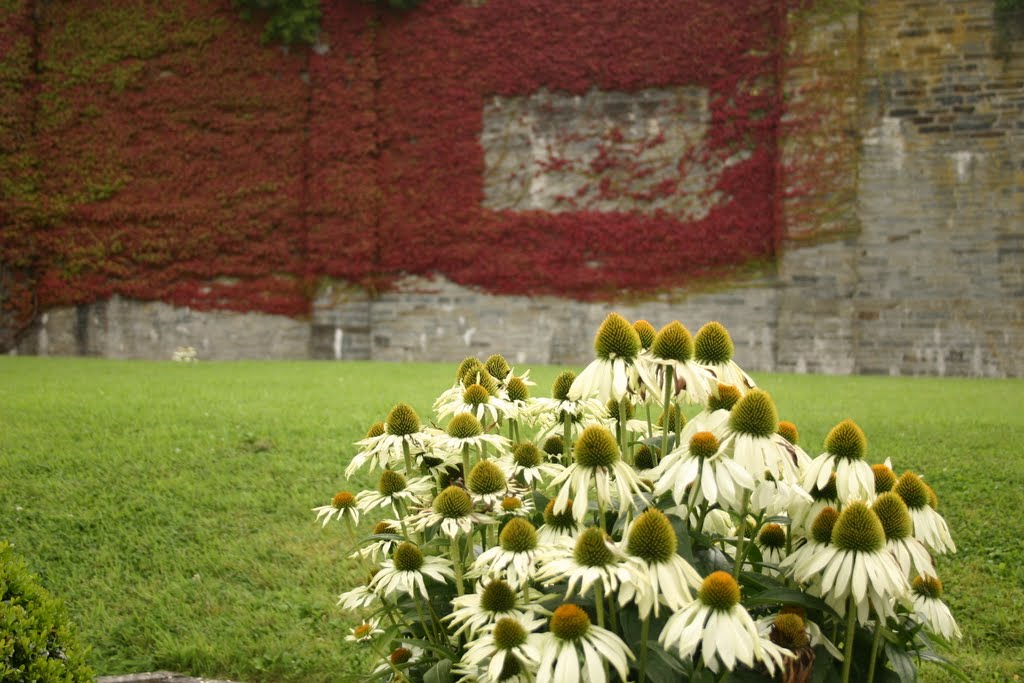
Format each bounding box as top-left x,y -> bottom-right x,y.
318,314 -> 963,682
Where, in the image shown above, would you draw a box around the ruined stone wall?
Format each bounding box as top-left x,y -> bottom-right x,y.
848,0 -> 1023,376
11,0 -> 1024,377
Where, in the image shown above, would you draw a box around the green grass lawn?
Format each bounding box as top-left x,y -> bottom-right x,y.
1,357 -> 1022,681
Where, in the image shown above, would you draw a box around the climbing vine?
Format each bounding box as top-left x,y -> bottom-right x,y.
2,0 -> 858,339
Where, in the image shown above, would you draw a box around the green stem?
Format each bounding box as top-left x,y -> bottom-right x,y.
866,617 -> 884,683
412,592 -> 436,643
661,365 -> 675,459
451,536 -> 464,596
619,395 -> 630,464
595,583 -> 605,628
686,456 -> 705,532
402,440 -> 414,475
639,616 -> 650,682
462,443 -> 471,481
645,404 -> 653,441
370,638 -> 405,679
732,494 -> 750,578
563,412 -> 573,466
840,595 -> 858,683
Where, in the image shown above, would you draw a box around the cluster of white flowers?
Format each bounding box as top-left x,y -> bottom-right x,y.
316,314 -> 961,683
171,345 -> 198,362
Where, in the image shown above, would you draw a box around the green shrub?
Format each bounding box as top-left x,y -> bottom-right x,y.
0,542 -> 92,682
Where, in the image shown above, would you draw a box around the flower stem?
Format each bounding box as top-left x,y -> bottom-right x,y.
661,366 -> 675,459
840,596 -> 858,683
638,616 -> 651,682
451,535 -> 465,596
402,440 -> 414,475
562,412 -> 573,466
645,404 -> 653,441
866,618 -> 884,683
732,494 -> 750,578
619,395 -> 631,463
595,583 -> 605,628
462,443 -> 471,481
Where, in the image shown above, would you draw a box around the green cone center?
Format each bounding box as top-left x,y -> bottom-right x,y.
694,321 -> 734,364
699,571 -> 741,610
574,425 -> 620,469
499,518 -> 538,553
626,509 -> 677,563
593,313 -> 641,360
831,501 -> 885,553
386,403 -> 421,436
434,486 -> 473,518
652,321 -> 695,362
729,389 -> 778,437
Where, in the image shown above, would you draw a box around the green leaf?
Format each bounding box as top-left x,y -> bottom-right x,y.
402,637 -> 458,662
423,658 -> 453,683
884,642 -> 918,683
743,587 -> 838,617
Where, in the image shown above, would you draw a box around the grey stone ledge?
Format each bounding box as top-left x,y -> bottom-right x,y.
97,672 -> 242,683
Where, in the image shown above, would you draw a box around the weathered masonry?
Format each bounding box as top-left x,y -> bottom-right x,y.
4,0 -> 1022,376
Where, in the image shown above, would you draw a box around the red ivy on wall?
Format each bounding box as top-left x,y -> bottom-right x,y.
1,0 -> 794,326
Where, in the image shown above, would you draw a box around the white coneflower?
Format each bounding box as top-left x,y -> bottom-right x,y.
457,615 -> 544,683
497,494 -> 535,520
356,470 -> 433,515
776,420 -> 813,471
535,604 -> 633,683
652,431 -> 754,513
345,619 -> 384,643
911,575 -> 961,640
437,381 -> 511,424
431,412 -> 511,458
446,578 -> 535,639
789,472 -> 840,537
312,491 -> 360,527
790,501 -> 909,624
719,389 -> 803,484
504,442 -> 562,488
755,523 -> 788,575
346,404 -> 432,477
351,520 -> 402,564
471,518 -> 540,589
529,370 -> 605,432
568,313 -> 642,404
635,320 -> 715,407
409,485 -> 496,540
370,541 -> 455,601
502,374 -> 536,427
872,492 -> 935,579
894,470 -> 956,555
872,458 -> 898,494
619,508 -> 702,618
549,425 -> 647,523
467,458 -> 514,509
536,498 -> 582,545
371,643 -> 425,679
756,611 -> 844,667
803,419 -> 876,504
693,321 -> 756,394
337,582 -> 379,611
534,527 -> 640,601
749,474 -> 813,518
660,571 -> 792,674
781,506 -> 839,583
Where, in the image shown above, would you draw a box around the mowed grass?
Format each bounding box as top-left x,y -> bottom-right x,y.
0,357 -> 1022,681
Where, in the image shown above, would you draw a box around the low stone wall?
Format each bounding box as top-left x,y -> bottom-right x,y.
15,296 -> 310,361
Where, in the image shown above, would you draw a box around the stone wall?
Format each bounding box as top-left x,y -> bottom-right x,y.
17,296 -> 309,360
10,0 -> 1024,377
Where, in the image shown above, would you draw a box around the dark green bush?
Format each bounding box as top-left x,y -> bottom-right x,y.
0,542 -> 92,682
